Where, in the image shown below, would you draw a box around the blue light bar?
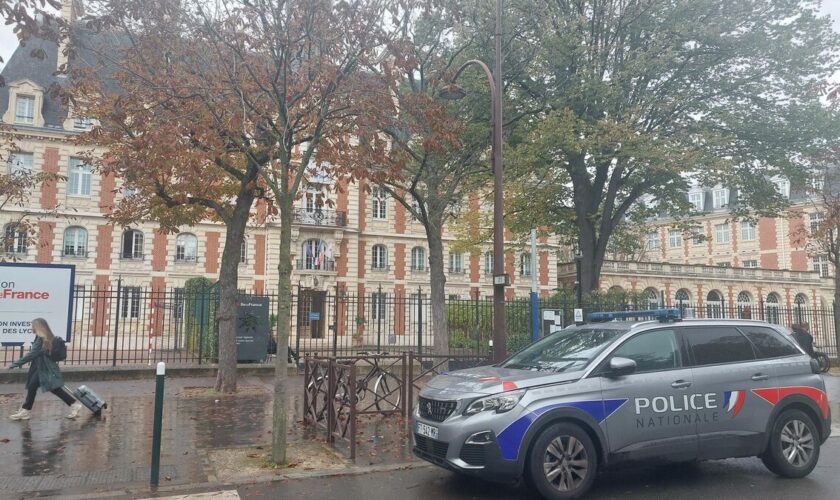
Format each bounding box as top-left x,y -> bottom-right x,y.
587,309 -> 682,323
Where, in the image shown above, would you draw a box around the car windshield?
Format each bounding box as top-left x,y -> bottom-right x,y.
501,327 -> 628,373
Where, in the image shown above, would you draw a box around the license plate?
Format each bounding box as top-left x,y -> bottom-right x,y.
415,421 -> 439,440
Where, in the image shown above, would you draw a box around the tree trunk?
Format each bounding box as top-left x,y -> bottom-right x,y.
272,197 -> 293,464
576,217 -> 607,297
425,219 -> 449,356
215,193 -> 254,393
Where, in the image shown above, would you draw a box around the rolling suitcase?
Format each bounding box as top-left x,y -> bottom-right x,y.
67,385 -> 108,415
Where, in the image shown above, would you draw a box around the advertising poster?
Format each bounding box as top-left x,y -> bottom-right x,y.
0,263 -> 75,344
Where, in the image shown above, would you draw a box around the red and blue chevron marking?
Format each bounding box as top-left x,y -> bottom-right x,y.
496,399 -> 628,461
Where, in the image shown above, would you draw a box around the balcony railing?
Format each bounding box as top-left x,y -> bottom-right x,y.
559,260 -> 824,283
292,208 -> 347,227
296,258 -> 336,272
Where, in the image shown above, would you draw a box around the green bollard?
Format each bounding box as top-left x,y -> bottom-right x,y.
150,362 -> 165,486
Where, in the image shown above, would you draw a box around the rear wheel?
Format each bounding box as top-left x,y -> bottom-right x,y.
528,422 -> 597,500
761,409 -> 820,478
815,352 -> 830,373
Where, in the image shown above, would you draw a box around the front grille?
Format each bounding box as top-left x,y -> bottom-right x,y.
459,443 -> 486,466
418,396 -> 457,422
415,434 -> 449,460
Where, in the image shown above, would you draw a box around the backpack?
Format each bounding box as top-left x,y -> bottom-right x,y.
49,338 -> 67,362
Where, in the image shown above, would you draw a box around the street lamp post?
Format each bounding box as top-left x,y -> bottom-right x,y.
440,0 -> 506,362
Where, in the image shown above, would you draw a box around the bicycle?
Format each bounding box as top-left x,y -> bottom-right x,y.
351,351 -> 403,412
812,345 -> 831,373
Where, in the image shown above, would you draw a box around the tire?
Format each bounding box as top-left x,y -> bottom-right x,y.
374,373 -> 402,411
815,353 -> 831,373
527,422 -> 597,500
761,409 -> 820,478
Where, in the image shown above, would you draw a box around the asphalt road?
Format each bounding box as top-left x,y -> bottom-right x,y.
238,436 -> 840,500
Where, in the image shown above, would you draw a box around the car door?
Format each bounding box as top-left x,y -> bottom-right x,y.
597,328 -> 697,464
682,325 -> 774,459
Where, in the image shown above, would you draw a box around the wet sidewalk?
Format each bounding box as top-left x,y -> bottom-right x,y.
0,375 -> 417,497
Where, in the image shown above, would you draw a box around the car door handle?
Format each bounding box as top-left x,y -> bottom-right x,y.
751,373 -> 769,381
671,380 -> 692,389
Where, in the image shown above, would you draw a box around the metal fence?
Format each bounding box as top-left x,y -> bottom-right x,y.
2,283 -> 838,366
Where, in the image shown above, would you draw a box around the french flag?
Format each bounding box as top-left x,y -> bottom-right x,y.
723,390 -> 745,418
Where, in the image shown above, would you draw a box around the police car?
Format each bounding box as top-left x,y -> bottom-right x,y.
413,310 -> 831,499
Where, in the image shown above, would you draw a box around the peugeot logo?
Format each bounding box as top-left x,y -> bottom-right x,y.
425,402 -> 433,414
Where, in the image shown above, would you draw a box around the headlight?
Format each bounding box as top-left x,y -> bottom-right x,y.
464,389 -> 526,416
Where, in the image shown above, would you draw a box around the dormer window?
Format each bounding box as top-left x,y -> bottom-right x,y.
772,177 -> 790,199
74,116 -> 92,129
15,95 -> 35,124
712,188 -> 729,209
688,191 -> 704,211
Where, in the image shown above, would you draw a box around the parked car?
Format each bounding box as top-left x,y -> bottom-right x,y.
413,310 -> 831,499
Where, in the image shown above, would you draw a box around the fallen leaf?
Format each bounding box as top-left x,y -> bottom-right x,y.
0,438 -> 10,444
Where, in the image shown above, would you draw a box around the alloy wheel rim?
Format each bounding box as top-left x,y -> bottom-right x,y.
780,419 -> 815,467
543,435 -> 588,491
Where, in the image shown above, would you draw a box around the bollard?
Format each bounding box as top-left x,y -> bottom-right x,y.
150,362 -> 165,486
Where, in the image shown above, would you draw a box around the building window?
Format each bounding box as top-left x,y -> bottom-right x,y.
519,253 -> 532,277
647,232 -> 660,250
15,95 -> 35,124
371,291 -> 387,321
740,221 -> 755,241
794,293 -> 808,324
372,188 -> 387,219
668,229 -> 682,248
68,158 -> 92,196
811,176 -> 825,192
411,247 -> 426,271
809,212 -> 825,234
73,116 -> 92,129
773,177 -> 790,199
302,239 -> 331,270
812,255 -> 830,278
8,152 -> 33,175
706,290 -> 723,318
674,288 -> 690,305
371,244 -> 387,270
691,230 -> 703,246
714,223 -> 730,244
120,286 -> 141,319
175,233 -> 198,262
121,229 -> 144,259
712,188 -> 729,209
240,239 -> 248,264
717,262 -> 731,267
644,288 -> 659,309
765,293 -> 780,324
3,224 -> 27,254
484,251 -> 493,274
689,191 -> 704,211
449,252 -> 464,273
737,291 -> 753,319
63,226 -> 87,257
743,259 -> 758,268
172,288 -> 185,320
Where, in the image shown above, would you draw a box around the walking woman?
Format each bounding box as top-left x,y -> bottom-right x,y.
8,318 -> 82,420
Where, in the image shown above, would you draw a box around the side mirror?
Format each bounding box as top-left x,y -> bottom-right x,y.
608,357 -> 637,377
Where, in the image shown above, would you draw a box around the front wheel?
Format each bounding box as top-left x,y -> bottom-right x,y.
814,352 -> 831,373
761,409 -> 820,478
527,422 -> 597,500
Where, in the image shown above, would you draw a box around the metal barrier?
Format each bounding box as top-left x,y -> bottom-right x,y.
303,357 -> 357,458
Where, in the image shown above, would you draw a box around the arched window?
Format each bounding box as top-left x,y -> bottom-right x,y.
644,288 -> 659,309
794,293 -> 809,325
737,291 -> 753,319
302,239 -> 332,270
411,247 -> 426,271
765,293 -> 781,324
484,251 -> 493,274
372,188 -> 387,219
175,233 -> 198,262
674,289 -> 691,305
706,290 -> 723,319
371,244 -> 387,270
519,253 -> 532,277
3,223 -> 27,254
63,226 -> 87,257
121,229 -> 144,260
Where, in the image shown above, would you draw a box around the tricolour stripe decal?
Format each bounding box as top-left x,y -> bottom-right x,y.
496,398 -> 628,461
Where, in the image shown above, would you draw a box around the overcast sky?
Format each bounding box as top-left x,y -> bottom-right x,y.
1,2 -> 840,72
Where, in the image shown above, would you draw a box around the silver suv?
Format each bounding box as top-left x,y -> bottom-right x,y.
413,311 -> 831,499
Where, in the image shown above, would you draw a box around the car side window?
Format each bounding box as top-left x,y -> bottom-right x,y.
609,329 -> 681,373
683,327 -> 756,366
740,326 -> 800,359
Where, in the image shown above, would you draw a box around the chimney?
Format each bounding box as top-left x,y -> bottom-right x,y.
57,0 -> 84,71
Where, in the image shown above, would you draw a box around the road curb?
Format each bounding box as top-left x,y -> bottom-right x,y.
53,461 -> 433,499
